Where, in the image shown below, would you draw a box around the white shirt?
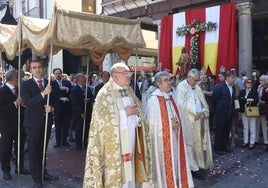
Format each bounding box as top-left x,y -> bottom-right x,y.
225,80 -> 233,97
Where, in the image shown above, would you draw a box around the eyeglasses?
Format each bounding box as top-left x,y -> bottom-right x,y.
246,81 -> 252,84
113,71 -> 133,76
161,78 -> 172,83
189,76 -> 199,82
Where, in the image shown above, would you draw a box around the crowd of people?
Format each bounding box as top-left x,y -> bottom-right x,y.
1,62 -> 268,188
0,61 -> 110,188
84,63 -> 268,188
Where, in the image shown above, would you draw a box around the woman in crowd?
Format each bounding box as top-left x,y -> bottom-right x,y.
239,77 -> 259,149
255,75 -> 268,145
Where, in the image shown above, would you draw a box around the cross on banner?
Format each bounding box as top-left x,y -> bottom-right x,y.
176,19 -> 217,68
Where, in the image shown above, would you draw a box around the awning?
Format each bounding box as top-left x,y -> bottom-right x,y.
0,2 -> 146,64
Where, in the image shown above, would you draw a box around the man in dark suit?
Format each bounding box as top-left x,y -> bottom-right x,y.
212,70 -> 236,155
21,61 -> 58,187
0,70 -> 29,181
51,68 -> 72,147
94,71 -> 110,97
70,73 -> 94,150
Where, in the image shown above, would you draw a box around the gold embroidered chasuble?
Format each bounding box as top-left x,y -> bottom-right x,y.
83,79 -> 152,188
176,79 -> 213,171
145,89 -> 194,188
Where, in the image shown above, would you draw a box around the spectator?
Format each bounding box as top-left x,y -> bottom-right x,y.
70,73 -> 94,150
256,75 -> 268,146
212,71 -> 236,155
51,68 -> 73,147
94,71 -> 110,97
239,77 -> 259,149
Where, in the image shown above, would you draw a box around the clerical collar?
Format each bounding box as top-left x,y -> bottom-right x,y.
111,79 -> 126,90
159,89 -> 171,100
186,79 -> 195,90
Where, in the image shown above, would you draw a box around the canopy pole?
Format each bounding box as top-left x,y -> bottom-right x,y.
82,55 -> 90,149
42,9 -> 55,182
134,48 -> 138,93
17,16 -> 22,178
0,51 -> 4,83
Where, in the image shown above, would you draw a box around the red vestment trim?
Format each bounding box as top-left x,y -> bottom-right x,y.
157,96 -> 175,188
170,97 -> 189,188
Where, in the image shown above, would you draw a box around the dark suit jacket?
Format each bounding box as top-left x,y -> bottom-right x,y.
94,82 -> 104,98
239,89 -> 259,113
261,86 -> 268,120
70,85 -> 94,116
51,79 -> 72,105
0,84 -> 18,131
21,78 -> 53,128
212,81 -> 236,117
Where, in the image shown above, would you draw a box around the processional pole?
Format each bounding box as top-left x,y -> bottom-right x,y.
42,9 -> 55,182
82,56 -> 90,149
17,16 -> 23,177
134,48 -> 138,93
0,52 -> 3,84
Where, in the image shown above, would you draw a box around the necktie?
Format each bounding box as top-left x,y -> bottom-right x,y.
82,86 -> 86,94
37,80 -> 44,91
119,89 -> 128,97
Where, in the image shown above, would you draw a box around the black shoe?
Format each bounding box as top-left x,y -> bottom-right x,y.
33,181 -> 42,188
249,144 -> 255,149
191,170 -> 205,180
62,142 -> 70,147
44,173 -> 59,182
214,149 -> 225,155
3,172 -> 12,180
240,143 -> 249,148
223,146 -> 233,153
53,143 -> 60,148
15,168 -> 30,175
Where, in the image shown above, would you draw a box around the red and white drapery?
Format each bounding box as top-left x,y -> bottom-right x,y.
159,3 -> 238,76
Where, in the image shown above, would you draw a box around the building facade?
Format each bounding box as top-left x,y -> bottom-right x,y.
101,0 -> 268,75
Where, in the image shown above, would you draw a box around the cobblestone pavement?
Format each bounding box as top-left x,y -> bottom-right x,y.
1,126 -> 268,188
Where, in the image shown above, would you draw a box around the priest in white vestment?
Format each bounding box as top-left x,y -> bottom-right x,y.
145,71 -> 194,188
83,63 -> 152,188
176,69 -> 213,180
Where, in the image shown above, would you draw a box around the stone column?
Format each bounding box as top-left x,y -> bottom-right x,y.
237,1 -> 254,76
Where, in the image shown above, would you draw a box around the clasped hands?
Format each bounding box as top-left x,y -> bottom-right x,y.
125,104 -> 139,116
194,111 -> 210,121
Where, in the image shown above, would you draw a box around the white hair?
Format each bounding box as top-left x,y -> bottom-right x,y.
110,62 -> 129,75
260,75 -> 268,84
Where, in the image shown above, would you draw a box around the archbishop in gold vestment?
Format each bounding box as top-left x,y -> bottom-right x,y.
83,79 -> 152,188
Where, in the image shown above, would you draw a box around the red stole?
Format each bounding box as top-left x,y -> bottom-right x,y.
157,96 -> 189,188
